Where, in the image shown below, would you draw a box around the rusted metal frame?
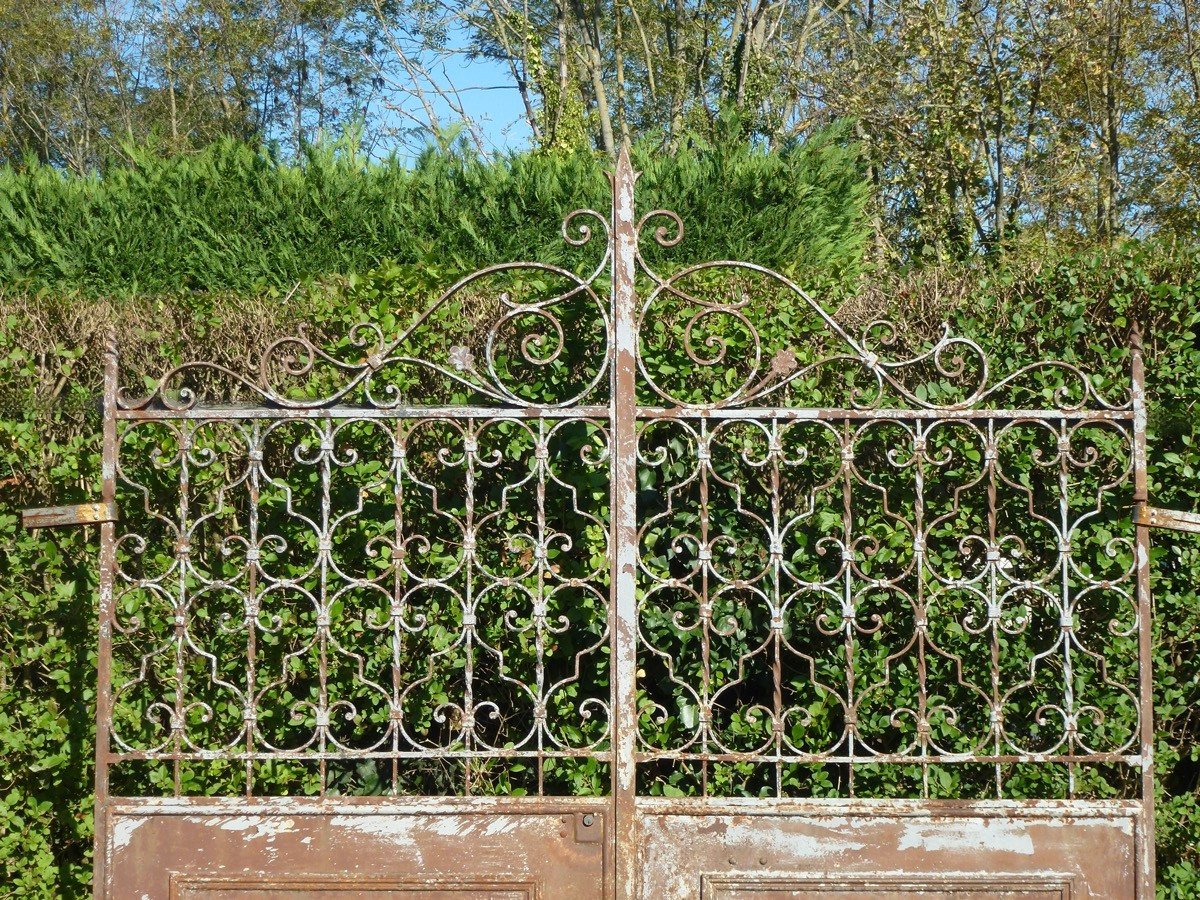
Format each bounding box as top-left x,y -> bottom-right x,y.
462,419 -> 478,796
116,405 -> 614,421
104,791 -> 1137,817
22,501 -> 117,529
769,417 -> 785,799
841,418 -> 858,798
93,337 -> 118,900
630,751 -> 1142,765
635,407 -> 1135,421
609,146 -> 640,900
117,404 -> 1137,423
914,419 -> 930,799
89,157 -> 1154,894
318,416 -> 333,797
245,421 -> 261,795
635,794 -> 1144,817
390,418 -> 403,796
1135,504 -> 1200,534
109,793 -> 612,814
172,418 -> 192,797
698,418 -> 712,798
103,410 -> 613,791
1056,415 -> 1077,798
534,417 -> 548,796
985,417 -> 1003,798
630,407 -> 1140,800
1131,328 -> 1156,896
110,748 -> 611,762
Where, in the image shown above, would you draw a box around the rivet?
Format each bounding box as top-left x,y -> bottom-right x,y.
582,814 -> 595,827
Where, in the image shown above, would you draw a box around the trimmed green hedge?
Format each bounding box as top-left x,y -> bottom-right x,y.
0,128 -> 868,296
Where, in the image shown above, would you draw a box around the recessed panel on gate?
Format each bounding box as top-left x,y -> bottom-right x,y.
105,801 -> 607,899
637,802 -> 1138,900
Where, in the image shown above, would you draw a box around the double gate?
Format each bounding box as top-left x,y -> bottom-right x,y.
79,151 -> 1154,897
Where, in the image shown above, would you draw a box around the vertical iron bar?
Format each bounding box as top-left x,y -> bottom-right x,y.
391,420 -> 406,795
986,418 -> 1003,798
174,420 -> 192,796
770,418 -> 783,798
318,417 -> 332,796
535,419 -> 547,796
245,423 -> 261,795
93,336 -> 118,900
699,420 -> 711,799
1058,417 -> 1076,798
610,146 -> 640,900
841,420 -> 857,797
914,422 -> 929,799
1131,325 -> 1156,896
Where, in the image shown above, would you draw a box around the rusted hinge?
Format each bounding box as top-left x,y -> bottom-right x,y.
22,501 -> 117,530
1135,505 -> 1200,535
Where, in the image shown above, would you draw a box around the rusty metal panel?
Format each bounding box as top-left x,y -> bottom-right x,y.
638,800 -> 1138,899
88,148 -> 1154,898
104,799 -> 606,899
22,500 -> 115,529
1135,504 -> 1200,534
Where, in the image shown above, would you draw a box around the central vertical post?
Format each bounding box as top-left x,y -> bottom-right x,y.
1131,324 -> 1156,897
610,146 -> 640,900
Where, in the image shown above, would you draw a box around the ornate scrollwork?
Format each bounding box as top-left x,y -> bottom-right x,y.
121,210 -> 612,412
634,256 -> 1127,411
103,165 -> 1143,804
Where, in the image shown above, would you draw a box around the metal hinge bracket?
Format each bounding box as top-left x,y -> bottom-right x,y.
22,501 -> 117,530
1135,505 -> 1200,535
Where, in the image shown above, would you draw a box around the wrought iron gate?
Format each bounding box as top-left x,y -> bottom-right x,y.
67,151 -> 1159,897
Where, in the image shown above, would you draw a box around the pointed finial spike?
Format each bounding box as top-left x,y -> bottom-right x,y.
1130,320 -> 1143,353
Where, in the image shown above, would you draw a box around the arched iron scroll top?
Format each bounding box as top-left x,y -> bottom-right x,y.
119,153 -> 1130,414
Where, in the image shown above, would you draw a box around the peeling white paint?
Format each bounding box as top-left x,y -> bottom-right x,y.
204,816 -> 298,843
723,821 -> 866,860
327,816 -> 424,866
110,816 -> 148,852
898,820 -> 1035,855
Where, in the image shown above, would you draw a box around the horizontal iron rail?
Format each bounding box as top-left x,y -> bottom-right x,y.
102,794 -> 1142,816
114,404 -> 1134,422
110,749 -> 613,762
116,404 -> 613,421
104,749 -> 1139,766
634,751 -> 1143,766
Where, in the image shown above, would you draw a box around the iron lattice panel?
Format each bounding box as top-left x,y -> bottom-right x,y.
98,156 -> 1148,814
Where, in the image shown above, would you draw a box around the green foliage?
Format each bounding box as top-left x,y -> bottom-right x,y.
3,230 -> 1200,897
0,128 -> 869,297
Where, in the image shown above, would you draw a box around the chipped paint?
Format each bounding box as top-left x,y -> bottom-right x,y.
898,820 -> 1035,855
207,816 -> 298,843
724,820 -> 867,860
110,816 -> 148,853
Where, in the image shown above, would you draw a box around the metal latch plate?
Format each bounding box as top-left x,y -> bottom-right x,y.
22,501 -> 117,530
1135,505 -> 1200,534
